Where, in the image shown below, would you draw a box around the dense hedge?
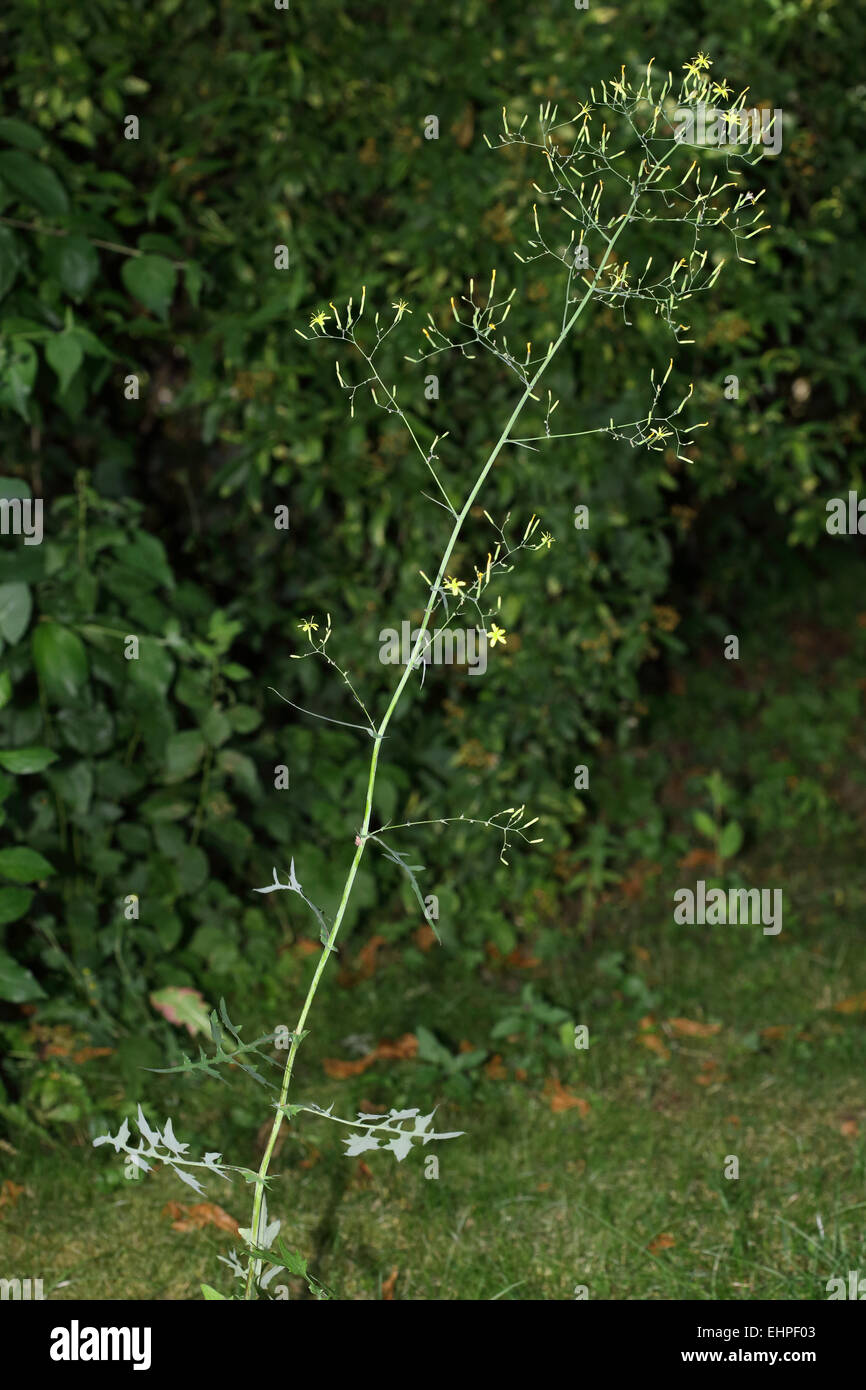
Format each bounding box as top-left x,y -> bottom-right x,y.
0,0 -> 863,1126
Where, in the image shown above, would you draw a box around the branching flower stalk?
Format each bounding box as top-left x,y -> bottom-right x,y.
95,57 -> 768,1299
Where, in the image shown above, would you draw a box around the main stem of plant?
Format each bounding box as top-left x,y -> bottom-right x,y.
242,197 -> 638,1297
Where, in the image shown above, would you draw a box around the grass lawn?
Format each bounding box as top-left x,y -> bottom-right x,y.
3,554 -> 865,1300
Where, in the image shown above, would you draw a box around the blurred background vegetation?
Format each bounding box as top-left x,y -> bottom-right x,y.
0,0 -> 865,1299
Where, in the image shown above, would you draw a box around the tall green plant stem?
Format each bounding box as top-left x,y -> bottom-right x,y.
243,195 -> 638,1298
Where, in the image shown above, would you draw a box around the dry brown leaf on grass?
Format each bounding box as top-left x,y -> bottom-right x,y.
339,934 -> 388,988
619,859 -> 662,901
161,1202 -> 239,1235
413,923 -> 437,952
0,1180 -> 26,1216
381,1267 -> 399,1300
374,1033 -> 418,1060
677,848 -> 719,870
484,1054 -> 507,1081
839,1120 -> 859,1138
666,1018 -> 721,1039
833,992 -> 866,1014
323,1055 -> 372,1079
544,1079 -> 590,1116
323,1033 -> 418,1079
695,1059 -> 728,1086
648,1233 -> 676,1253
637,1032 -> 671,1060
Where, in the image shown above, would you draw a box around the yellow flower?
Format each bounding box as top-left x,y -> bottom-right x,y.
682,52 -> 712,78
712,79 -> 731,99
309,310 -> 330,330
488,623 -> 507,648
392,299 -> 411,321
298,617 -> 319,635
539,531 -> 555,549
443,576 -> 466,596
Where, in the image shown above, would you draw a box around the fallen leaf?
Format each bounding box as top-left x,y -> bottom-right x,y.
726,1115 -> 740,1126
648,1232 -> 676,1253
299,1146 -> 321,1169
840,1120 -> 859,1138
504,946 -> 541,969
620,860 -> 662,901
638,1033 -> 671,1060
161,1202 -> 239,1235
295,939 -> 319,956
0,1180 -> 26,1216
677,848 -> 719,869
484,1054 -> 507,1080
544,1079 -> 590,1115
666,1018 -> 721,1039
323,1056 -> 372,1079
834,992 -> 866,1014
150,986 -> 212,1037
381,1266 -> 398,1300
323,1033 -> 418,1078
515,1067 -> 528,1082
358,934 -> 387,978
458,1039 -> 475,1053
761,1025 -> 790,1041
374,1033 -> 418,1060
358,1098 -> 386,1114
413,924 -> 436,952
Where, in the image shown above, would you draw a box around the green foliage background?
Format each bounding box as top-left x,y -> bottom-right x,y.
0,0 -> 864,1132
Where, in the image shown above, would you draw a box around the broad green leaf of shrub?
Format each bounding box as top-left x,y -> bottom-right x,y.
0,151 -> 69,215
0,582 -> 32,644
0,119 -> 44,152
46,760 -> 94,815
718,821 -> 744,859
127,638 -> 175,696
0,847 -> 55,882
164,730 -> 206,780
0,747 -> 57,774
45,331 -> 84,393
32,622 -> 89,702
55,703 -> 114,754
115,530 -> 175,589
45,234 -> 100,300
0,227 -> 24,300
0,339 -> 37,420
693,811 -> 717,840
0,948 -> 46,1002
121,254 -> 177,321
0,887 -> 33,925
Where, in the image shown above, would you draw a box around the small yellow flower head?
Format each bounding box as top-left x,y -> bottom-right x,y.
712,79 -> 731,99
299,617 -> 319,635
309,310 -> 330,330
392,299 -> 411,322
539,531 -> 555,550
682,52 -> 712,79
443,576 -> 466,596
488,623 -> 507,648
